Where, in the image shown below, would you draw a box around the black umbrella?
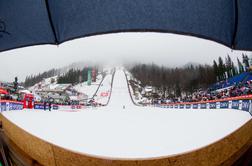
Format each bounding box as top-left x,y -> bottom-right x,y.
0,0 -> 251,52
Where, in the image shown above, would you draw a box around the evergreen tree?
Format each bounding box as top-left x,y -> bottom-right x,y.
13,77 -> 18,92
237,57 -> 244,74
242,54 -> 249,71
213,60 -> 219,81
225,55 -> 232,78
130,63 -> 216,99
218,57 -> 226,80
231,62 -> 237,76
24,69 -> 58,87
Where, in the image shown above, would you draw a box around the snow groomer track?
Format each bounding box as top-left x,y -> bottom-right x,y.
1,69 -> 252,166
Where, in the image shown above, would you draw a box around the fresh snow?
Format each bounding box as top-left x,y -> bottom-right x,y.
1,69 -> 251,159
73,74 -> 103,98
93,73 -> 112,105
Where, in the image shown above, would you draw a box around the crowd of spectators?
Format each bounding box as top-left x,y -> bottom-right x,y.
180,80 -> 252,103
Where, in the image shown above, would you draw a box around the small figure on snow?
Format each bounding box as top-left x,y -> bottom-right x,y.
49,101 -> 52,111
43,100 -> 47,111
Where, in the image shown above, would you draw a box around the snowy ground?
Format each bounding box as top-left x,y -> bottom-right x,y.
1,69 -> 252,159
73,74 -> 103,98
93,73 -> 113,105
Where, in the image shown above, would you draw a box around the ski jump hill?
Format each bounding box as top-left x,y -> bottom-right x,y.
0,69 -> 252,166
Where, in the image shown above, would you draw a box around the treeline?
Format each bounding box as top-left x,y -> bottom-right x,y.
24,69 -> 59,87
57,68 -> 89,84
129,63 -> 216,97
213,54 -> 250,81
24,66 -> 98,87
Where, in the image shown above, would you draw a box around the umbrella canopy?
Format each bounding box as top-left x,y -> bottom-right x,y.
0,88 -> 8,95
0,0 -> 251,52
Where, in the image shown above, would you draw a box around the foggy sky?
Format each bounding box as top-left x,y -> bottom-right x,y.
0,32 -> 250,82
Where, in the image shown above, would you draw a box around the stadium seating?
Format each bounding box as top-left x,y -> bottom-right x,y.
211,72 -> 252,90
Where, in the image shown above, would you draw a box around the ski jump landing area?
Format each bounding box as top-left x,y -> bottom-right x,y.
0,69 -> 252,166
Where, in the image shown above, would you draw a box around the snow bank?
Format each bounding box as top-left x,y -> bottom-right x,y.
2,108 -> 251,159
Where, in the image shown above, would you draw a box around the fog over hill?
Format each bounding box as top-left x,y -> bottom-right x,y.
0,33 -> 250,82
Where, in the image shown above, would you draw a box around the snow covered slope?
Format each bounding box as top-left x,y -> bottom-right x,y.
93,73 -> 113,105
108,69 -> 135,109
73,74 -> 103,98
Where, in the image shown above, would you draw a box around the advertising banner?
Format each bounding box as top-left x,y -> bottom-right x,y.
193,104 -> 198,109
241,100 -> 250,112
231,100 -> 240,109
34,104 -> 46,109
9,102 -> 23,110
220,101 -> 229,109
200,103 -> 207,109
156,98 -> 252,116
53,105 -> 59,110
249,102 -> 252,115
0,102 -> 6,111
34,103 -> 59,110
0,101 -> 23,111
186,104 -> 191,109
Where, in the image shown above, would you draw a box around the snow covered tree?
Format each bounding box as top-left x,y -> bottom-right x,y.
218,57 -> 226,80
225,55 -> 232,78
237,57 -> 244,74
213,60 -> 219,81
242,54 -> 249,71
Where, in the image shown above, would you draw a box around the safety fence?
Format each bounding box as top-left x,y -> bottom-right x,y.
0,100 -> 23,112
0,100 -> 87,112
1,96 -> 252,116
34,103 -> 87,111
154,95 -> 252,116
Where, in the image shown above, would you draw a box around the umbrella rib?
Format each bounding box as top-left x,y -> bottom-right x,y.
231,0 -> 239,49
45,0 -> 58,44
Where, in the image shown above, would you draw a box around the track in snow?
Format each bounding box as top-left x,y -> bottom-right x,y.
108,69 -> 135,109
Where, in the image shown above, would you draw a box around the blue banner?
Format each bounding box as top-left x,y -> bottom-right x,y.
34,104 -> 59,110
249,102 -> 252,115
241,100 -> 250,112
0,102 -> 6,111
209,102 -> 216,109
179,104 -> 184,109
0,102 -> 23,111
220,101 -> 229,109
200,103 -> 207,109
53,105 -> 59,110
193,104 -> 198,109
186,104 -> 191,109
9,102 -> 23,110
232,100 -> 240,109
34,104 -> 46,109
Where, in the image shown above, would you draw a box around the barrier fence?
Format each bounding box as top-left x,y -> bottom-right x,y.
0,100 -> 23,112
154,95 -> 252,116
0,100 -> 87,112
1,96 -> 252,116
33,103 -> 87,111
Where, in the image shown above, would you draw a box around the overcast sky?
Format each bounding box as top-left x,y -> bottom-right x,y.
0,32 -> 251,82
